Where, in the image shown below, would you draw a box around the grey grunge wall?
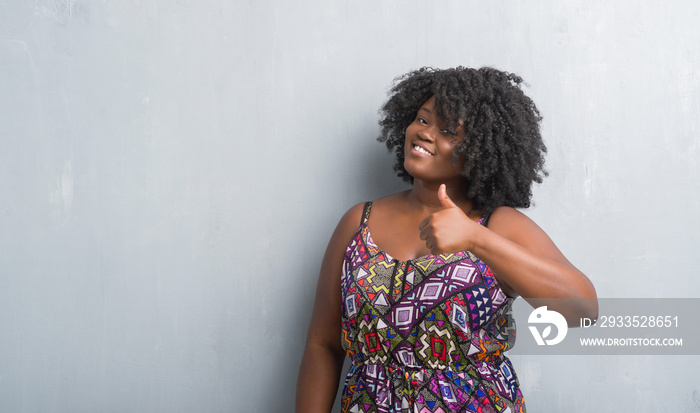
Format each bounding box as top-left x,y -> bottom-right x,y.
1,1 -> 699,411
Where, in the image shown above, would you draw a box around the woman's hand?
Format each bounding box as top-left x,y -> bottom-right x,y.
418,184 -> 483,255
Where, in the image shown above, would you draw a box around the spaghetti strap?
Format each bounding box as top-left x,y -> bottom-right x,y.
479,212 -> 492,227
360,201 -> 373,227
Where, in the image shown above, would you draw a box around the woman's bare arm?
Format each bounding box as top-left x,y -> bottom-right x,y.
295,203 -> 364,412
472,206 -> 597,324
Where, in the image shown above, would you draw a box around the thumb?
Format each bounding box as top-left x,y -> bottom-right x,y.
438,184 -> 458,209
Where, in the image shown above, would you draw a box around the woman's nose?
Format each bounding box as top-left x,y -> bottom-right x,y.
418,126 -> 436,142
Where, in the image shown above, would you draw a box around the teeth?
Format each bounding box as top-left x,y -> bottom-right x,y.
414,145 -> 432,155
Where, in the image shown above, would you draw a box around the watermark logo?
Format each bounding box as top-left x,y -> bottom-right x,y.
528,306 -> 568,346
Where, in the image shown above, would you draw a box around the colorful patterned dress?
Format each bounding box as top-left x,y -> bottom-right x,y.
340,202 -> 525,413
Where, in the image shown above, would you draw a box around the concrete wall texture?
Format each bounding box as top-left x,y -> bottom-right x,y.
1,1 -> 699,412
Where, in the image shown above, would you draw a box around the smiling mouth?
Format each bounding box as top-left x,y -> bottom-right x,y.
413,144 -> 433,156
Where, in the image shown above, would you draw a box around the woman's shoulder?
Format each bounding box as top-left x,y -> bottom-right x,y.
487,206 -> 535,229
487,206 -> 552,246
488,205 -> 527,221
334,191 -> 409,235
322,203 -> 367,262
367,190 -> 411,211
337,202 -> 367,230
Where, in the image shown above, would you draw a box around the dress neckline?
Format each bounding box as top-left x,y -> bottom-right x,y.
360,201 -> 486,264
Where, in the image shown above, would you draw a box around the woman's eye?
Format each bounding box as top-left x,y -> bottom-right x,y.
417,117 -> 427,125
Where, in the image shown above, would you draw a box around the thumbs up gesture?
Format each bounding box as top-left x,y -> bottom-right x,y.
418,184 -> 481,255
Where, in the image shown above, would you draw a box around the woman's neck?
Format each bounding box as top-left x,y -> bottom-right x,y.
407,178 -> 473,211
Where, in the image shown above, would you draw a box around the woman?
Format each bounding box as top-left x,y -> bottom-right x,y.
296,67 -> 597,412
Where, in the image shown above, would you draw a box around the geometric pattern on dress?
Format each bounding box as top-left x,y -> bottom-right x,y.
465,285 -> 493,331
341,202 -> 525,413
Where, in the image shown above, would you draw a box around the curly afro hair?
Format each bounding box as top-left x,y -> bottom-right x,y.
378,66 -> 548,214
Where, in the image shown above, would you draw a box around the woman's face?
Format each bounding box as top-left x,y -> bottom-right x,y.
403,96 -> 465,183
